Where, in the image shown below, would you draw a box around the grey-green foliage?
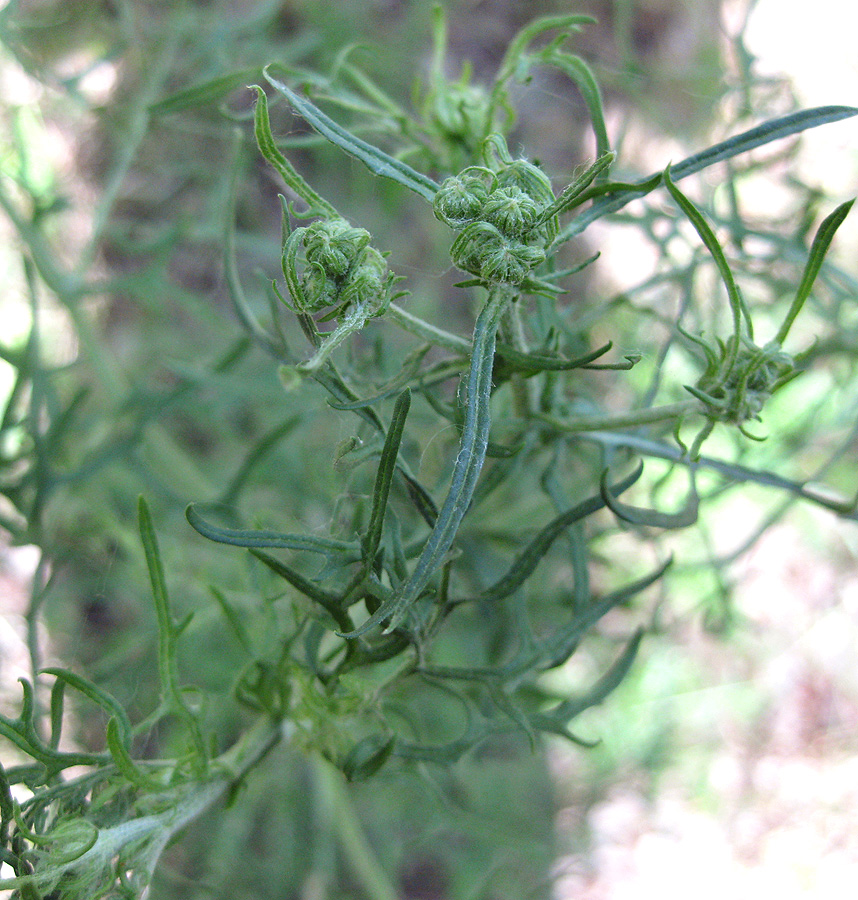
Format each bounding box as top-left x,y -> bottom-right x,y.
1,4 -> 857,899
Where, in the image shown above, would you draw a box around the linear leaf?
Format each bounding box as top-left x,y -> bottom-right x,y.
670,106 -> 858,180
776,198 -> 855,344
138,498 -> 181,707
341,287 -> 513,637
544,628 -> 644,723
186,504 -> 358,555
664,166 -> 745,357
265,68 -> 440,201
252,85 -> 338,218
106,719 -> 164,792
491,13 -> 596,121
495,341 -> 613,375
545,51 -> 610,162
363,389 -> 411,562
467,465 -> 643,604
150,68 -> 261,115
583,430 -> 858,520
42,668 -> 132,742
249,549 -> 353,632
535,562 -> 669,673
556,105 -> 858,242
601,466 -> 699,529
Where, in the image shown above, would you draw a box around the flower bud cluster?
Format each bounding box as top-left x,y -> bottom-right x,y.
695,339 -> 794,424
292,218 -> 393,320
433,158 -> 557,286
429,82 -> 491,152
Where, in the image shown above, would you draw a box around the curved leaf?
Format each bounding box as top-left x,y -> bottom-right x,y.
186,504 -> 358,555
265,68 -> 440,202
557,105 -> 858,242
363,389 -> 411,562
600,466 -> 699,529
776,198 -> 855,344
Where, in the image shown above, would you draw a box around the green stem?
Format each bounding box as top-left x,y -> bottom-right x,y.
535,400 -> 699,434
386,302 -> 471,354
505,302 -> 536,417
313,757 -> 399,900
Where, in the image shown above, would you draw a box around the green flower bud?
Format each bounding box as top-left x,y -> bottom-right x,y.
482,185 -> 542,239
479,238 -> 545,285
430,82 -> 489,142
433,171 -> 491,227
303,219 -> 371,279
339,248 -> 390,315
450,221 -> 545,285
301,261 -> 340,312
496,158 -> 555,206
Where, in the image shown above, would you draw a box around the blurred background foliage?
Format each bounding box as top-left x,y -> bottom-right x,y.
1,0 -> 856,897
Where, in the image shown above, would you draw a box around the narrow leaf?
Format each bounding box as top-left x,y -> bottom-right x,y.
495,341 -> 613,375
664,166 -> 746,363
363,389 -> 411,562
547,628 -> 644,722
106,719 -> 164,792
557,105 -> 858,242
249,549 -> 353,632
469,465 -> 643,604
209,587 -> 254,654
252,85 -> 338,218
186,504 -> 358,554
342,735 -> 396,781
600,466 -> 699,529
48,679 -> 65,751
776,198 -> 855,344
671,106 -> 858,180
42,668 -> 132,742
545,51 -> 610,162
538,152 -> 615,223
493,13 -> 596,98
138,497 -> 179,705
150,68 -> 261,114
224,131 -> 282,353
265,68 -> 440,202
340,287 -> 512,637
221,416 -> 302,506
